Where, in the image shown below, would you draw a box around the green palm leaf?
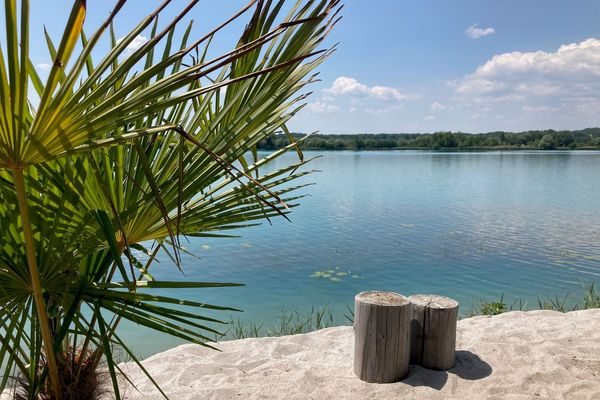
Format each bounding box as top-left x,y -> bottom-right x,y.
0,0 -> 340,398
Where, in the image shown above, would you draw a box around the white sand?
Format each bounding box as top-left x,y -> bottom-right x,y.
2,310 -> 598,399
112,309 -> 600,400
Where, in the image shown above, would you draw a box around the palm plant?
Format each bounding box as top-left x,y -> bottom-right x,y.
0,0 -> 340,398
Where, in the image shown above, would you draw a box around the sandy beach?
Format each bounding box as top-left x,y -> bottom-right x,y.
105,309 -> 600,399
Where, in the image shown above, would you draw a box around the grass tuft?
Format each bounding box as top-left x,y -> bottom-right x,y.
468,282 -> 599,317
222,306 -> 334,340
215,282 -> 600,339
465,294 -> 527,317
583,282 -> 600,309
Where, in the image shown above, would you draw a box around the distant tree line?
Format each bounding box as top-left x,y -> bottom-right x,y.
257,128 -> 600,150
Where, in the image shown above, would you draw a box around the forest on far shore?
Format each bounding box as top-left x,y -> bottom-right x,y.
257,128 -> 600,150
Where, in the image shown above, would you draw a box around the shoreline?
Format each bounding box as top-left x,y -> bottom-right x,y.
110,309 -> 600,399
259,147 -> 600,151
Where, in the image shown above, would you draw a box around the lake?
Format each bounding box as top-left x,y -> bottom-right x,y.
122,150 -> 600,357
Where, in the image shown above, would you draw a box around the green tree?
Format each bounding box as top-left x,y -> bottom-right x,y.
538,134 -> 557,150
555,131 -> 574,147
0,0 -> 340,398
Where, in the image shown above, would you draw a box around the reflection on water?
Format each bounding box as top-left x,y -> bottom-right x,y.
122,150 -> 600,357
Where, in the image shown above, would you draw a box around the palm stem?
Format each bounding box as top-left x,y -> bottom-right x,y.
13,167 -> 62,400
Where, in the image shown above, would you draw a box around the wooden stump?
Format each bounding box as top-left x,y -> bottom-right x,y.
409,294 -> 459,370
353,291 -> 411,383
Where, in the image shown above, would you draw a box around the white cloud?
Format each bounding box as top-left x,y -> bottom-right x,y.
441,39 -> 600,130
452,78 -> 505,95
36,63 -> 51,71
364,105 -> 404,114
370,85 -> 407,101
117,34 -> 148,55
466,24 -> 495,39
522,105 -> 555,113
325,76 -> 367,95
430,102 -> 446,111
453,38 -> 600,118
305,101 -> 340,113
324,76 -> 407,101
476,39 -> 600,79
424,115 -> 436,121
305,76 -> 409,116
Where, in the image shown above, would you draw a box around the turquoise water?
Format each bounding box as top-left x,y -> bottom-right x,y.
122,150 -> 600,356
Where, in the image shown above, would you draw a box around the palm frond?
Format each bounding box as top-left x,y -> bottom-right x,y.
0,0 -> 341,398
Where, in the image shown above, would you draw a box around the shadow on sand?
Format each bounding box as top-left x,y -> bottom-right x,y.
402,351 -> 492,390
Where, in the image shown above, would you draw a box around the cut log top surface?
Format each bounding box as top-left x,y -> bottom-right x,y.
408,294 -> 459,309
355,291 -> 410,306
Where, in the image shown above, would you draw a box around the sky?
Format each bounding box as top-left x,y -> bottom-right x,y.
17,0 -> 600,134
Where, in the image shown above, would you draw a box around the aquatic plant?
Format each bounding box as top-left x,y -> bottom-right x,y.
537,294 -> 571,312
466,282 -> 599,317
226,305 -> 333,339
310,267 -> 362,282
0,0 -> 340,398
479,295 -> 507,315
243,283 -> 600,332
537,282 -> 600,312
583,282 -> 600,309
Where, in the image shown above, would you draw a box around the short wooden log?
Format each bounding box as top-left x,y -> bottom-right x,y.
409,294 -> 459,370
353,291 -> 411,383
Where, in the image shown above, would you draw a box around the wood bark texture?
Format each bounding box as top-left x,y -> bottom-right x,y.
354,291 -> 411,383
409,294 -> 459,370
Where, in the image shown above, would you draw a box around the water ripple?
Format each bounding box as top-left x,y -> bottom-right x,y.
124,150 -> 600,356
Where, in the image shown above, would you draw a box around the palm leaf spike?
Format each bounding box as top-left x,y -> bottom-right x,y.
17,1 -> 326,168
0,0 -> 341,398
172,125 -> 291,218
3,2 -> 89,392
30,0 -> 87,144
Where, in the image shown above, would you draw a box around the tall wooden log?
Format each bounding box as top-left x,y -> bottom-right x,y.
353,291 -> 411,383
409,294 -> 459,370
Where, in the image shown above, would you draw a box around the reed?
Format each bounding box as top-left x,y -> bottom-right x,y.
229,282 -> 600,337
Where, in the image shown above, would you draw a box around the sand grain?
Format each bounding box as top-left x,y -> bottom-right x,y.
112,309 -> 600,399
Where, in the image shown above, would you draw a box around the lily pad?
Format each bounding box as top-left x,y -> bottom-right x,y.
310,267 -> 362,282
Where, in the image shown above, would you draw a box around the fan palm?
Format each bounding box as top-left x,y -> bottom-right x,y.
0,0 -> 340,398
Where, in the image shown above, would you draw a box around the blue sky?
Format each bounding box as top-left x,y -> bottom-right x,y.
21,1 -> 600,133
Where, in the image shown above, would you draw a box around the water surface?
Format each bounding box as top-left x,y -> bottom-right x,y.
123,150 -> 600,356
